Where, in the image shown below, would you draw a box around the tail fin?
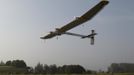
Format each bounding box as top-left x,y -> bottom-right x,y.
81,30 -> 97,45
91,35 -> 95,45
91,30 -> 95,45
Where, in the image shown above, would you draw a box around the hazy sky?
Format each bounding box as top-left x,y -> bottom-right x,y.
0,0 -> 134,71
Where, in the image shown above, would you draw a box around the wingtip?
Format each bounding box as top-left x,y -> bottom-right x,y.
101,0 -> 108,1
101,0 -> 109,5
40,37 -> 45,39
101,0 -> 109,3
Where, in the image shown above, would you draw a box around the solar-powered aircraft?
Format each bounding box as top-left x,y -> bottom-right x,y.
41,0 -> 109,45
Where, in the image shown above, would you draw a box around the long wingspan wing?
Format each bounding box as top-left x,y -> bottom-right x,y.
58,0 -> 109,32
41,0 -> 109,39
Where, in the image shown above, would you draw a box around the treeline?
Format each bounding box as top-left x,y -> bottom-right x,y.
31,63 -> 93,74
0,60 -> 27,68
0,60 -> 28,74
108,63 -> 134,73
1,60 -> 134,74
0,60 -> 93,74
